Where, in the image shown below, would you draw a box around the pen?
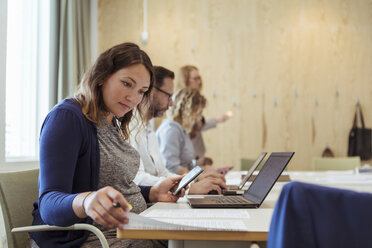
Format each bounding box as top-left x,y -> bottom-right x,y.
113,202 -> 132,210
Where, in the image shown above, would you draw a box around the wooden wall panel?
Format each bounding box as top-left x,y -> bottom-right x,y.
98,0 -> 372,170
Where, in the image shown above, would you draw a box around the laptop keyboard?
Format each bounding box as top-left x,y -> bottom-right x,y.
209,196 -> 252,204
227,185 -> 239,190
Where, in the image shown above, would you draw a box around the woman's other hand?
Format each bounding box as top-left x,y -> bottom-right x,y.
215,113 -> 229,123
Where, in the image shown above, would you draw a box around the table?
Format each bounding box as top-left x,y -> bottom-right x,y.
117,170 -> 372,248
118,200 -> 272,247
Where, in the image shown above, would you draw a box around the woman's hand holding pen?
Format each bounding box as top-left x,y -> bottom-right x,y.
82,186 -> 130,229
150,176 -> 185,202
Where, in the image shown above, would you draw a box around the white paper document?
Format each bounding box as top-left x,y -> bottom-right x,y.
145,209 -> 250,219
123,209 -> 249,231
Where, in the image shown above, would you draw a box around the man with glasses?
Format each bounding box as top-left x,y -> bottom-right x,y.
130,66 -> 226,194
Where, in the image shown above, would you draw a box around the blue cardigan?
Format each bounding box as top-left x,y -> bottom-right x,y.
30,99 -> 151,247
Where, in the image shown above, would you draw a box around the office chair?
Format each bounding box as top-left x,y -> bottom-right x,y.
0,169 -> 109,248
312,156 -> 360,171
267,181 -> 372,248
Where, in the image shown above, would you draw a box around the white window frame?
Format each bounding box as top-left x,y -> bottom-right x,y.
0,0 -> 97,170
0,0 -> 42,170
0,0 -> 7,167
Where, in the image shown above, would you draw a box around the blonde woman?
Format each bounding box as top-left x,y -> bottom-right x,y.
156,88 -> 208,175
178,65 -> 229,161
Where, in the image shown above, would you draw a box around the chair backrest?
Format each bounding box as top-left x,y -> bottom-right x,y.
0,169 -> 39,248
268,181 -> 372,248
312,156 -> 361,171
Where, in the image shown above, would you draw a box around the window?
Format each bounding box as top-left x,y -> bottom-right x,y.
4,0 -> 50,162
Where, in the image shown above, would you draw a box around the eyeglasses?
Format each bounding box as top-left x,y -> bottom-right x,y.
155,87 -> 173,101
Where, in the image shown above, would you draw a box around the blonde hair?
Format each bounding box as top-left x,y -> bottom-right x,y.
168,88 -> 206,132
74,42 -> 154,140
177,65 -> 203,91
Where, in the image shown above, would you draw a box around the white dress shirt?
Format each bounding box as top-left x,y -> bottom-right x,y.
130,121 -> 177,186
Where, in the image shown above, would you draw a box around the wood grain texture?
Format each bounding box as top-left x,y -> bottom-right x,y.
98,0 -> 372,170
117,229 -> 267,241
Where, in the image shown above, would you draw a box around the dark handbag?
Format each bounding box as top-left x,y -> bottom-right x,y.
347,103 -> 372,160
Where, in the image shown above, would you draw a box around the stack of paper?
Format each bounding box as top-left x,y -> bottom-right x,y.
123,209 -> 250,231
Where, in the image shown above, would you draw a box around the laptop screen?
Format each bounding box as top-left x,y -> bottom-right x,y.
244,152 -> 294,204
238,152 -> 267,189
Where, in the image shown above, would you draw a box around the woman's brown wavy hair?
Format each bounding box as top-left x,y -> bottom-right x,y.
75,42 -> 154,139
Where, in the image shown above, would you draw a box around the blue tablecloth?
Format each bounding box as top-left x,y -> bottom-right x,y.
268,181 -> 372,248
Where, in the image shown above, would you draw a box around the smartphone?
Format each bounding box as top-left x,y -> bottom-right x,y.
173,166 -> 204,195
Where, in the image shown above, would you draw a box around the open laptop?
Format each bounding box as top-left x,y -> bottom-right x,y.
222,152 -> 267,195
187,152 -> 294,208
